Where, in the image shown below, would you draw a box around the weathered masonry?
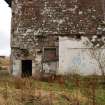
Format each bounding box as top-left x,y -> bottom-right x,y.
10,0 -> 105,77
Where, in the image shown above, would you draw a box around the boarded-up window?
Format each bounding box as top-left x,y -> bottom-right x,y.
43,48 -> 58,62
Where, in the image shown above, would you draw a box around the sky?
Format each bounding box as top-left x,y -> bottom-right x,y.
0,0 -> 11,56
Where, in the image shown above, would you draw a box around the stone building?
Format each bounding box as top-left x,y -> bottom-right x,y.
9,0 -> 105,77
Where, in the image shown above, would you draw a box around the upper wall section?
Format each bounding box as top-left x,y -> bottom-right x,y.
12,0 -> 105,36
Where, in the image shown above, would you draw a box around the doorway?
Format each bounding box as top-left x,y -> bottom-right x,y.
22,60 -> 32,77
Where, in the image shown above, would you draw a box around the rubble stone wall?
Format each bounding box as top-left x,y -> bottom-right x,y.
11,0 -> 105,76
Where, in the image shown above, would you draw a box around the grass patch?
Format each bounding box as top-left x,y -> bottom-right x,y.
0,71 -> 105,105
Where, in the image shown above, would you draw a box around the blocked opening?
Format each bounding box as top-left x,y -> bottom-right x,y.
22,60 -> 32,77
43,47 -> 58,62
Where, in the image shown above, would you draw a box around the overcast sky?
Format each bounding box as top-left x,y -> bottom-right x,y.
0,0 -> 11,56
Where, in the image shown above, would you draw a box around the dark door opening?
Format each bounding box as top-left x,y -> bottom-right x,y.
22,60 -> 32,77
